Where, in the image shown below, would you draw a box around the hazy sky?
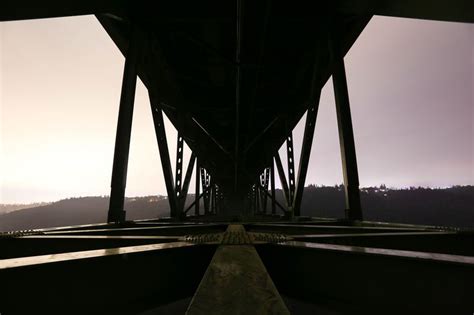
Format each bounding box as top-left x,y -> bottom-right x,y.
0,15 -> 473,203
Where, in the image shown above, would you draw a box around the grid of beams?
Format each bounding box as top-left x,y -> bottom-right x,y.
1,220 -> 472,313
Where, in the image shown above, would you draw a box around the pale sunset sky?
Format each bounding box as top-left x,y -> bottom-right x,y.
0,15 -> 473,203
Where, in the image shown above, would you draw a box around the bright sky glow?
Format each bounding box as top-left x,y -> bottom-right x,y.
1,16 -> 472,203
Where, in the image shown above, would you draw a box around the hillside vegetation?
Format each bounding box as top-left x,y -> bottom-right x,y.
0,186 -> 472,231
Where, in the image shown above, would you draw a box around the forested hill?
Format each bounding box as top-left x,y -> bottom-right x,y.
0,196 -> 171,232
0,186 -> 472,232
300,185 -> 474,228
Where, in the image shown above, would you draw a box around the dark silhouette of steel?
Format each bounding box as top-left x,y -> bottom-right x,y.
330,31 -> 363,221
250,185 -> 256,214
293,90 -> 322,216
274,153 -> 289,211
260,168 -> 270,213
195,158 -> 200,215
184,186 -> 211,215
150,96 -> 178,218
205,173 -> 211,214
258,185 -> 287,213
257,184 -> 262,214
233,0 -> 243,192
270,161 -> 276,215
286,133 -> 296,214
180,152 -> 196,214
200,168 -> 207,214
202,170 -> 211,215
211,185 -> 217,214
107,28 -> 138,223
174,134 -> 184,206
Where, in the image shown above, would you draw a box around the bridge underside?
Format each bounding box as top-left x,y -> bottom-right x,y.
1,1 -> 473,313
2,0 -> 473,222
1,218 -> 473,314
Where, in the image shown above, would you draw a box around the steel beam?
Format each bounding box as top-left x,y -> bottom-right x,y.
149,95 -> 179,218
245,223 -> 425,235
293,90 -> 321,216
233,0 -> 243,192
256,241 -> 474,312
260,168 -> 270,213
184,186 -> 211,215
286,133 -> 296,212
258,176 -> 264,213
108,28 -> 139,223
200,168 -> 207,214
195,158 -> 201,215
174,134 -> 184,207
274,153 -> 290,211
179,152 -> 196,213
0,242 -> 217,314
45,224 -> 227,236
205,172 -> 211,214
202,169 -> 211,215
330,35 -> 363,221
259,185 -> 287,214
256,182 -> 262,214
270,161 -> 276,214
211,185 -> 217,214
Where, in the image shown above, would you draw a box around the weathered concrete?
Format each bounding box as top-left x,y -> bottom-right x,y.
186,225 -> 289,315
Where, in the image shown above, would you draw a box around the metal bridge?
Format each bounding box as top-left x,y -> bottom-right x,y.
1,1 -> 473,313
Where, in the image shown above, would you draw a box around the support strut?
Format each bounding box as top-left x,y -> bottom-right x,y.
286,133 -> 296,212
174,134 -> 184,215
195,158 -> 201,215
293,90 -> 321,216
180,152 -> 196,215
260,168 -> 270,213
274,153 -> 290,209
149,95 -> 178,218
108,28 -> 139,223
270,160 -> 276,215
330,29 -> 363,221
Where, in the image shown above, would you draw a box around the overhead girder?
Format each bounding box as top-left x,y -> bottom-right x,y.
94,10 -> 373,195
0,0 -> 124,21
335,0 -> 474,23
2,1 -> 471,23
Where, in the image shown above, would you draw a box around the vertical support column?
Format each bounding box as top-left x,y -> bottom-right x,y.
261,168 -> 270,214
214,185 -> 218,214
195,159 -> 200,215
293,90 -> 321,216
174,134 -> 184,216
286,133 -> 296,212
330,34 -> 363,221
256,181 -> 262,214
149,96 -> 178,219
270,160 -> 276,215
253,184 -> 259,214
200,168 -> 207,213
211,185 -> 218,214
180,152 -> 196,215
274,153 -> 290,210
108,28 -> 139,223
205,172 -> 211,214
258,175 -> 264,213
202,170 -> 211,214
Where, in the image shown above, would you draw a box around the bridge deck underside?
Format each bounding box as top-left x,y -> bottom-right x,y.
1,218 -> 472,314
96,3 -> 370,192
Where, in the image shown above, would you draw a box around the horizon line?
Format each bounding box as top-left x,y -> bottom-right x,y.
1,184 -> 473,205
